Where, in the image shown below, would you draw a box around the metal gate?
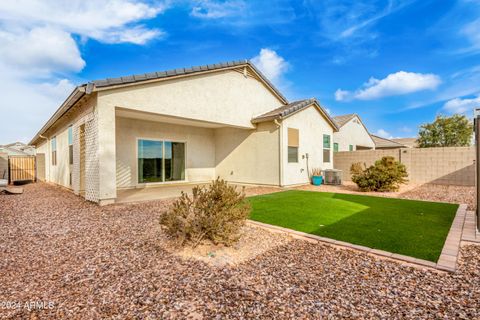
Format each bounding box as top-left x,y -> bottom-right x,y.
8,156 -> 36,183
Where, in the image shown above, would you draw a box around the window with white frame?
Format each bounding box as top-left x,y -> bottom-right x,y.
323,134 -> 331,163
68,126 -> 73,165
287,128 -> 299,163
137,139 -> 186,183
51,137 -> 57,166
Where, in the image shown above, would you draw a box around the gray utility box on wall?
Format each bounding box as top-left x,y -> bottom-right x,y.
324,169 -> 342,185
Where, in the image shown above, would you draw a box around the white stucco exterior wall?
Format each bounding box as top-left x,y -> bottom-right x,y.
36,140 -> 50,183
333,116 -> 375,151
96,70 -> 284,129
214,122 -> 280,185
281,106 -> 334,186
115,117 -> 216,188
34,94 -> 97,190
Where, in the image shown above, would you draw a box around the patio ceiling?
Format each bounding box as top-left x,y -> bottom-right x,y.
116,107 -> 248,129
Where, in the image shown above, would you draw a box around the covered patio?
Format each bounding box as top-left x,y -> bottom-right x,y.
116,182 -> 209,204
116,182 -> 282,204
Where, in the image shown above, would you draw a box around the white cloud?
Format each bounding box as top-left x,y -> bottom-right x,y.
188,0 -> 296,28
443,95 -> 480,114
462,18 -> 480,51
307,0 -> 416,41
0,0 -> 167,144
191,0 -> 245,19
0,27 -> 85,76
334,89 -> 350,101
0,63 -> 76,144
94,25 -> 165,45
0,0 -> 166,44
335,71 -> 441,101
375,129 -> 393,139
251,48 -> 289,84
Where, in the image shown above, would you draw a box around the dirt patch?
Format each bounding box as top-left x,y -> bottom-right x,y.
243,185 -> 284,197
159,224 -> 292,267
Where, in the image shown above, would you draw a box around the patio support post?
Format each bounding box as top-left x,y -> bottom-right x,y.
97,103 -> 117,205
475,108 -> 480,232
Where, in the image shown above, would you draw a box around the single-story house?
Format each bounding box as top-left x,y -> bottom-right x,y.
371,135 -> 407,149
0,142 -> 35,156
30,60 -> 338,205
332,114 -> 375,151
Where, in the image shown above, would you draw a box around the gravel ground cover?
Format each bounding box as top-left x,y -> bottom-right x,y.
1,183 -> 480,319
297,182 -> 476,210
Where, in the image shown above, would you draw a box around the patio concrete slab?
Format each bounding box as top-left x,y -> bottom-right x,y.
116,183 -> 210,203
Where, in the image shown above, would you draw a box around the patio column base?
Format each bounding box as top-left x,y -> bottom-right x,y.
98,198 -> 116,206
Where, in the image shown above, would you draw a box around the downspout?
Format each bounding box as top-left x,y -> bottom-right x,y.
274,119 -> 284,187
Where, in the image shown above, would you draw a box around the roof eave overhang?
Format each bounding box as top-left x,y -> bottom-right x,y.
29,86 -> 87,146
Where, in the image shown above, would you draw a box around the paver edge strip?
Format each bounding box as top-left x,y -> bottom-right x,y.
436,204 -> 467,272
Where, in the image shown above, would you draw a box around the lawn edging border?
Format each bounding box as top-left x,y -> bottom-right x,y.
247,203 -> 467,273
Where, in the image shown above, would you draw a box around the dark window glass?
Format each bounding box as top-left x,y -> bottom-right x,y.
164,141 -> 185,181
323,149 -> 330,163
69,145 -> 73,165
323,134 -> 330,148
138,140 -> 163,183
288,146 -> 298,163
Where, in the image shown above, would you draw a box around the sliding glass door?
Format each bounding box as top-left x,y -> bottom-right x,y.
138,139 -> 185,183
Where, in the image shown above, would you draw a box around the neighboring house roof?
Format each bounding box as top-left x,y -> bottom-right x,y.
30,60 -> 288,145
391,138 -> 418,148
3,142 -> 27,148
371,135 -> 406,148
0,142 -> 35,155
332,113 -> 376,146
251,98 -> 339,131
332,114 -> 356,128
0,146 -> 29,156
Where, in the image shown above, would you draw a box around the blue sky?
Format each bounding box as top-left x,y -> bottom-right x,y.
1,0 -> 480,144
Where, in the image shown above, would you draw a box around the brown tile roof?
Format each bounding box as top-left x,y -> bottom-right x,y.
391,138 -> 418,148
332,114 -> 356,128
252,98 -> 339,130
371,135 -> 406,148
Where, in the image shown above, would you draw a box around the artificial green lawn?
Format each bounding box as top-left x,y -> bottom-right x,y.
248,190 -> 459,262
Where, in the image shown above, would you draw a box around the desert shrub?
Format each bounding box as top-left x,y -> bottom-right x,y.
159,178 -> 251,247
350,156 -> 408,192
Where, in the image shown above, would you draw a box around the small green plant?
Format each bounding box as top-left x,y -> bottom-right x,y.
350,156 -> 408,192
159,178 -> 251,247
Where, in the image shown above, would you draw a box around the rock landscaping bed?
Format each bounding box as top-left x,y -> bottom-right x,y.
1,183 -> 479,319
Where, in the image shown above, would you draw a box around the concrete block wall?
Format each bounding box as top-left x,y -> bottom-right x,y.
334,146 -> 475,186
